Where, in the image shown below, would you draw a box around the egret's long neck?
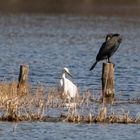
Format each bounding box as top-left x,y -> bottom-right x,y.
62,72 -> 66,90
62,72 -> 66,79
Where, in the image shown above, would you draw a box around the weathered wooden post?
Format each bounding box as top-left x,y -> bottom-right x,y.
102,63 -> 115,104
17,65 -> 29,95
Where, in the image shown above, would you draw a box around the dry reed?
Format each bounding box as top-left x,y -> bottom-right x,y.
0,81 -> 46,121
0,81 -> 139,124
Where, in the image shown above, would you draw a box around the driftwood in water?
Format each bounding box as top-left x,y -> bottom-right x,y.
102,63 -> 115,104
17,65 -> 29,95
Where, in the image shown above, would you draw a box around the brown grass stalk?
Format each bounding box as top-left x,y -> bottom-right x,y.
0,81 -> 140,124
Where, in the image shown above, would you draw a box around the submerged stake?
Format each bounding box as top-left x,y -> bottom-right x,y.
102,63 -> 115,104
17,65 -> 29,95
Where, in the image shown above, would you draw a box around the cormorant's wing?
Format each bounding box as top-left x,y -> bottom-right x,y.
96,42 -> 108,61
105,36 -> 121,56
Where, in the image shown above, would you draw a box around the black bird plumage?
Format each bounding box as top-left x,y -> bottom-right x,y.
90,33 -> 122,71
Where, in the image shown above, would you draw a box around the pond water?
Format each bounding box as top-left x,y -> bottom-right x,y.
0,14 -> 140,139
1,122 -> 140,140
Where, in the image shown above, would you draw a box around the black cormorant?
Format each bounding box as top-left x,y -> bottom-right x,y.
90,33 -> 122,71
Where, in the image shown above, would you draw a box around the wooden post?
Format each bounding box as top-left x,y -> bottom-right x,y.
102,63 -> 115,104
17,65 -> 29,95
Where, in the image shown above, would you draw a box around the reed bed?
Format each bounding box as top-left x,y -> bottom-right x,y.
0,81 -> 140,124
0,81 -> 46,121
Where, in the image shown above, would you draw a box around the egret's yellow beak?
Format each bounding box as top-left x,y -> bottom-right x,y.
67,71 -> 73,77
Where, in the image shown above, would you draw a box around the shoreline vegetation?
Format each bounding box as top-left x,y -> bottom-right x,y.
0,81 -> 140,124
0,0 -> 140,16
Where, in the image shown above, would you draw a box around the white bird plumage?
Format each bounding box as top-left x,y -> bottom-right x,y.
59,67 -> 78,102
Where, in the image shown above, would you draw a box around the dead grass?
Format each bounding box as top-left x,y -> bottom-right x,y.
62,106 -> 136,124
0,81 -> 46,121
0,81 -> 140,124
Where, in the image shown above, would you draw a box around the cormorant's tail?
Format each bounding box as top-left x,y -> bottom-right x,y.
89,61 -> 98,71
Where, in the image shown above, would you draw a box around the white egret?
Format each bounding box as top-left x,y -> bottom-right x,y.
59,67 -> 78,102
